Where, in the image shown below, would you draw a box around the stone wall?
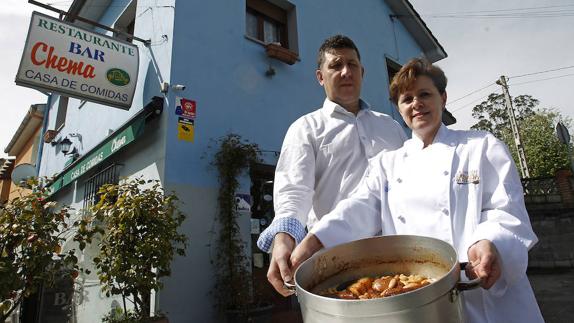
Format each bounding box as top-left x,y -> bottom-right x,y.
528,207 -> 574,268
527,170 -> 574,268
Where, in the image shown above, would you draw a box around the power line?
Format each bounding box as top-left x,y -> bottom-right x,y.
446,82 -> 496,106
424,13 -> 574,19
423,4 -> 574,15
450,92 -> 499,113
420,8 -> 574,19
509,65 -> 574,79
447,64 -> 574,112
509,73 -> 574,86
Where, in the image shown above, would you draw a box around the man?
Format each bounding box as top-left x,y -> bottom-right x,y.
256,35 -> 407,296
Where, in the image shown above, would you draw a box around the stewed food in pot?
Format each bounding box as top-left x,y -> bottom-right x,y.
320,273 -> 435,299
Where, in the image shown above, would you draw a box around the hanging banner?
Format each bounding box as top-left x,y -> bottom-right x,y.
15,11 -> 139,110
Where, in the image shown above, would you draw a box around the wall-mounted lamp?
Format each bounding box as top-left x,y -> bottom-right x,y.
58,137 -> 73,154
51,136 -> 79,160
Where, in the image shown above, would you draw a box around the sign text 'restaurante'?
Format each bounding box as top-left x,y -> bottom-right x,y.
36,18 -> 136,57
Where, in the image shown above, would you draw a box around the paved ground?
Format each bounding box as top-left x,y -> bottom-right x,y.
528,267 -> 574,323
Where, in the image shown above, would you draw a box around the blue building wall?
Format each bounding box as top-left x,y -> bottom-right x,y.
164,0 -> 421,189
158,1 -> 431,322
39,0 -> 174,181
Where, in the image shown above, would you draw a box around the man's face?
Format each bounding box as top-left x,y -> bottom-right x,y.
316,48 -> 364,110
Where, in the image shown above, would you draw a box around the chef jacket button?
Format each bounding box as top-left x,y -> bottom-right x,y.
442,208 -> 449,216
398,215 -> 406,223
396,178 -> 402,183
443,171 -> 449,176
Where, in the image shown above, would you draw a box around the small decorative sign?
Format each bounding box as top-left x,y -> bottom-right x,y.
235,193 -> 251,212
180,98 -> 196,119
177,117 -> 194,142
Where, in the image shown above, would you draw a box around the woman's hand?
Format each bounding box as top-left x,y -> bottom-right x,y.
466,239 -> 502,289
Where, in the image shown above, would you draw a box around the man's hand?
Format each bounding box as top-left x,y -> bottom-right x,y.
267,233 -> 296,296
466,239 -> 502,289
290,233 -> 324,274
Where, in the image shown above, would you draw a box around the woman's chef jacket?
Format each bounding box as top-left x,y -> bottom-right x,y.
311,125 -> 543,323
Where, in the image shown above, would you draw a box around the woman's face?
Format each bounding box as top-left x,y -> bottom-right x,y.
397,75 -> 447,144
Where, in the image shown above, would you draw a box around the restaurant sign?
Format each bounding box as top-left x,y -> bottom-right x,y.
15,11 -> 139,110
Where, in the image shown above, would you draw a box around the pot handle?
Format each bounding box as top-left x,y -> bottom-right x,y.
284,281 -> 297,295
456,262 -> 482,291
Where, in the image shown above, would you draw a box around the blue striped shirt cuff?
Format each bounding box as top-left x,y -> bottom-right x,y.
257,217 -> 306,253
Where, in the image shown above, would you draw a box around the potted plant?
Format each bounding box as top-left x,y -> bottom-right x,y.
79,177 -> 188,323
210,134 -> 273,322
0,178 -> 84,322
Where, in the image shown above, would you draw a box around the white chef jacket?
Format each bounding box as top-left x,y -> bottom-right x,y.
311,125 -> 543,323
257,98 -> 407,252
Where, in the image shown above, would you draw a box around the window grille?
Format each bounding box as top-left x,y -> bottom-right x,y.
83,163 -> 121,208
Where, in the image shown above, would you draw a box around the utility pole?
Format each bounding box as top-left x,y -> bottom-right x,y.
497,75 -> 530,178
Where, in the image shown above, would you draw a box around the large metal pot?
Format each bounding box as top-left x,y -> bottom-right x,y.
289,235 -> 480,323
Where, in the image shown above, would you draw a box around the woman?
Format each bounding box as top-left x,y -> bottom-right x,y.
290,58 -> 544,322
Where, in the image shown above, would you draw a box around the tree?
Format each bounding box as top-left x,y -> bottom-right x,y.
471,93 -> 572,177
0,178 -> 85,322
519,110 -> 572,177
80,178 -> 187,322
471,93 -> 537,138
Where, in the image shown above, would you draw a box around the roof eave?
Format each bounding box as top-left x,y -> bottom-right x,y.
4,104 -> 46,156
385,0 -> 447,62
65,0 -> 111,29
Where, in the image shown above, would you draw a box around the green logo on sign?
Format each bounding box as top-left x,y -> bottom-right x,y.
106,68 -> 130,86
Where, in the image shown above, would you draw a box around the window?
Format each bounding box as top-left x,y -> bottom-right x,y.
114,1 -> 137,43
83,163 -> 121,208
55,96 -> 68,131
246,0 -> 297,51
386,57 -> 402,87
385,58 -> 407,127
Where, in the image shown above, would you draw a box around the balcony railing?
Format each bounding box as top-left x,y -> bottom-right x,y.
521,170 -> 574,206
522,177 -> 562,204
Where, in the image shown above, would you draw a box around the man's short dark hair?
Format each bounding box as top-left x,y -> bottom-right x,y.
317,35 -> 361,69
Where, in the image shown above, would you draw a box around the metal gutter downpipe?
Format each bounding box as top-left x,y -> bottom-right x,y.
35,93 -> 52,176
